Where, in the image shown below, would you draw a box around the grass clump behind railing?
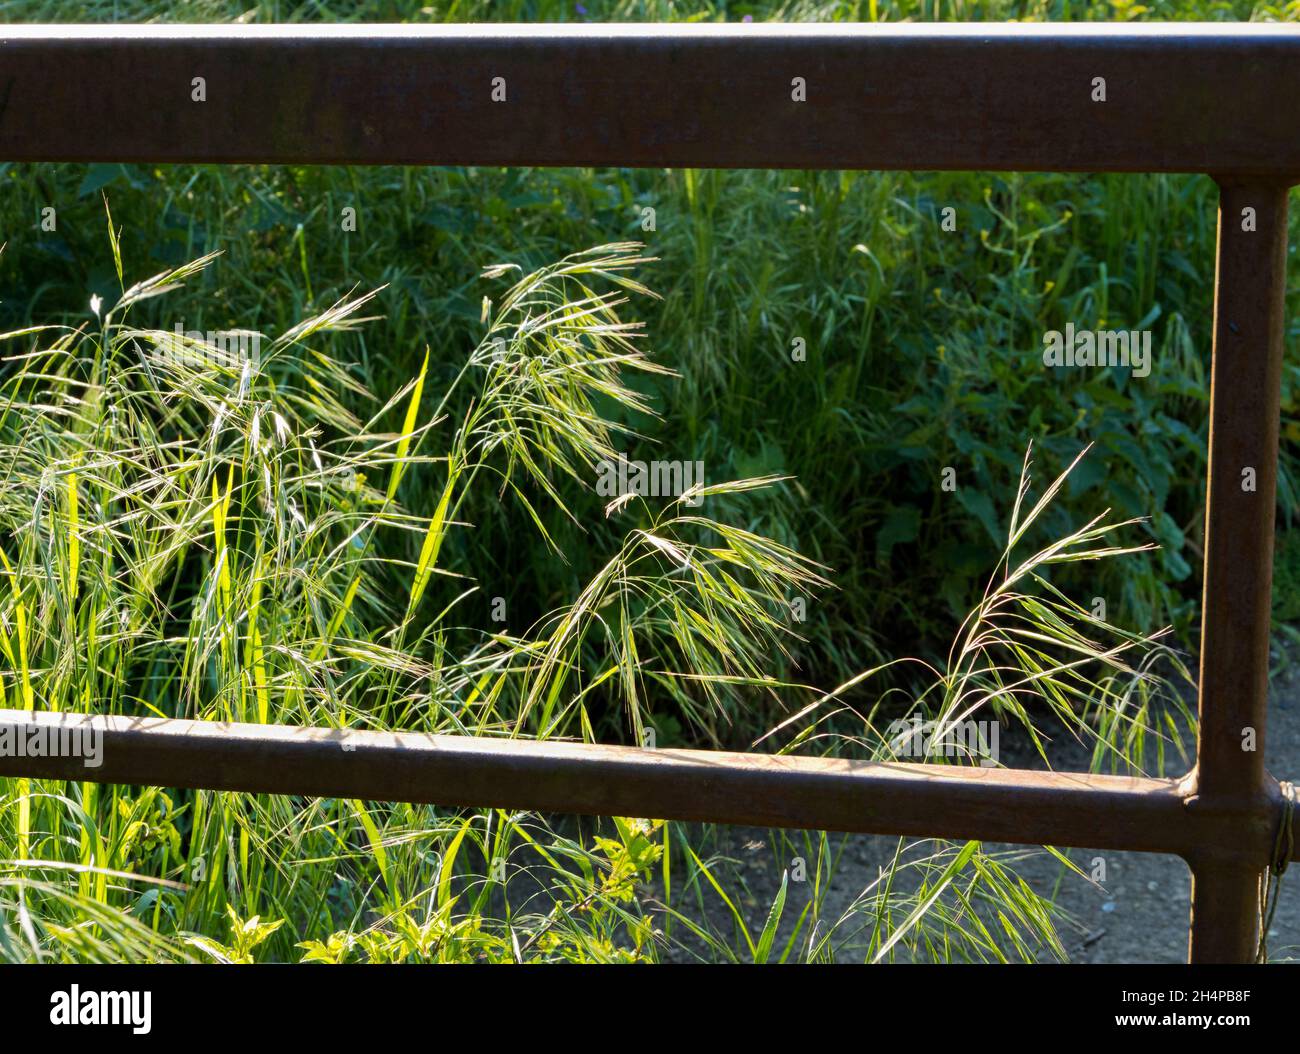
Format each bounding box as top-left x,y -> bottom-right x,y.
0,233 -> 831,961
0,231 -> 1193,963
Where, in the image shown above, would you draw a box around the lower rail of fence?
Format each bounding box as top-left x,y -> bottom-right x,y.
1,709 -> 1292,871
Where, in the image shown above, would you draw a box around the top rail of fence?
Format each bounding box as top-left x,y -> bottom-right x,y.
1,23 -> 1298,176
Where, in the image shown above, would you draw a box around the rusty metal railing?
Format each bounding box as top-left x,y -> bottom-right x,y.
0,23 -> 1296,963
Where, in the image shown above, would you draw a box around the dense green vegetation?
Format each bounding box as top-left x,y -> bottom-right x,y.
0,0 -> 1295,962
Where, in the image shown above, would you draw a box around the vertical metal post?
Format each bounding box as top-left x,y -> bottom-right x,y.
1189,179 -> 1292,963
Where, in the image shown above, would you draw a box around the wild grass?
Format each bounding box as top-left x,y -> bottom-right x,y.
0,0 -> 1291,964
0,222 -> 1195,961
5,2 -> 1296,702
762,443 -> 1195,772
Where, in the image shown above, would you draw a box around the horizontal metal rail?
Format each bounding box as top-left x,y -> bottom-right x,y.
0,22 -> 1297,962
0,709 -> 1291,866
0,24 -> 1298,174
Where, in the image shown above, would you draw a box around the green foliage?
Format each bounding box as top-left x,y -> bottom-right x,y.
0,0 -> 1286,964
188,907 -> 286,964
5,66 -> 1295,687
0,233 -> 825,961
0,230 -> 1188,963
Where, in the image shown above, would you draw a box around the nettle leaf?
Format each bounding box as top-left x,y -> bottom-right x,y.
1108,480 -> 1147,519
1066,453 -> 1108,498
76,164 -> 134,198
957,488 -> 1004,548
876,505 -> 921,564
1162,547 -> 1193,582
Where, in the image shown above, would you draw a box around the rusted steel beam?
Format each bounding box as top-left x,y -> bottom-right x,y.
1186,180 -> 1293,963
1,24 -> 1300,176
0,708 -> 1289,865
